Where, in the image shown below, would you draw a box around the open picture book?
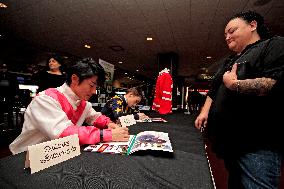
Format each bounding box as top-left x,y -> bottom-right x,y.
84,131 -> 173,155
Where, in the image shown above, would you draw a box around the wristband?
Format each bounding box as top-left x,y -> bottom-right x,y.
100,129 -> 103,142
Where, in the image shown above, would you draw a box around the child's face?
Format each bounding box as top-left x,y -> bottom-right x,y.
127,94 -> 141,108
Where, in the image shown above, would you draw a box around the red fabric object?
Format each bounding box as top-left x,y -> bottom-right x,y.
152,72 -> 173,114
92,115 -> 110,129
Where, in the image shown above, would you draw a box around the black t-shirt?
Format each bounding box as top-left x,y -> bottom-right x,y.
206,36 -> 284,157
34,71 -> 66,92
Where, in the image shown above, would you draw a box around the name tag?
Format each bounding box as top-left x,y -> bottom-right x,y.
25,134 -> 81,174
119,115 -> 136,127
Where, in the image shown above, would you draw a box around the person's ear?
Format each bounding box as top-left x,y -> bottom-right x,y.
250,20 -> 257,32
71,74 -> 79,85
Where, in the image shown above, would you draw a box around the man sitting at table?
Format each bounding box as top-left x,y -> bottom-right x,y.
101,87 -> 148,123
9,57 -> 129,155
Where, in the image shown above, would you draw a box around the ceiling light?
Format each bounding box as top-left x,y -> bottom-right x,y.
0,3 -> 7,8
84,44 -> 91,49
136,69 -> 139,72
124,72 -> 127,75
206,56 -> 212,59
146,37 -> 153,41
118,61 -> 123,64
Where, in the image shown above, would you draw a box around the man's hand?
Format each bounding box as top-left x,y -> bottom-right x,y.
107,121 -> 119,129
138,113 -> 149,120
194,112 -> 208,131
223,63 -> 238,91
112,127 -> 129,141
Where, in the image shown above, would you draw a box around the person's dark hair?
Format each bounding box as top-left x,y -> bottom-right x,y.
127,87 -> 143,98
47,54 -> 63,66
229,10 -> 271,39
46,54 -> 66,73
66,57 -> 106,86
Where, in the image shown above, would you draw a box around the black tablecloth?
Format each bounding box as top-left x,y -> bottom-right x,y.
0,112 -> 214,189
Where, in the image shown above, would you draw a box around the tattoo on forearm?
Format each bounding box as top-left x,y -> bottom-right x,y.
238,78 -> 276,96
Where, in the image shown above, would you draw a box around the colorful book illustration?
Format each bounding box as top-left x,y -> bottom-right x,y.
84,139 -> 133,154
84,131 -> 173,155
127,131 -> 173,155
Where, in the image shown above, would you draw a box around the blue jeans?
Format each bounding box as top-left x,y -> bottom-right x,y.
224,150 -> 282,189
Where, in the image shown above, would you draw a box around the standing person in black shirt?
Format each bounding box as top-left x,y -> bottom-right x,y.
195,11 -> 284,189
34,55 -> 66,92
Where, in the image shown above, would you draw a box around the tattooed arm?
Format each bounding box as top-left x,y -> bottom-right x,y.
232,78 -> 276,96
223,63 -> 277,96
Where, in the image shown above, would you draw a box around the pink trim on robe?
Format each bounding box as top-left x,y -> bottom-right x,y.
103,129 -> 112,142
93,115 -> 110,129
71,101 -> 86,124
59,125 -> 112,144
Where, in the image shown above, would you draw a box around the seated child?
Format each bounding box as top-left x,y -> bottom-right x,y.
101,87 -> 148,123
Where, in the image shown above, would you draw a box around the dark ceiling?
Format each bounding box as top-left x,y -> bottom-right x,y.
1,0 -> 284,84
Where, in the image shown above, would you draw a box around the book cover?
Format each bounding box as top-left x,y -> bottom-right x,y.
84,131 -> 173,155
84,138 -> 133,154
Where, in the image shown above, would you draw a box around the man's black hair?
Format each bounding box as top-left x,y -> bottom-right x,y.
66,57 -> 106,86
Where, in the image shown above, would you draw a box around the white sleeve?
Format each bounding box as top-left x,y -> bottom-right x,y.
25,95 -> 74,139
84,102 -> 103,125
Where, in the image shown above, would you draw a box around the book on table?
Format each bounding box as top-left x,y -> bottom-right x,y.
84,131 -> 173,155
136,118 -> 168,123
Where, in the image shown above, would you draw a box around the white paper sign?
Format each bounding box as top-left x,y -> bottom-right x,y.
25,134 -> 81,174
119,115 -> 136,127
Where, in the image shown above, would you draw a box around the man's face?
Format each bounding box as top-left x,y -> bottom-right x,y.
127,94 -> 141,108
224,18 -> 256,53
71,75 -> 98,101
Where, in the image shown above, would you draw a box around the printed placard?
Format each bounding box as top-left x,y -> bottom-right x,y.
25,134 -> 81,174
119,115 -> 136,127
99,59 -> 114,84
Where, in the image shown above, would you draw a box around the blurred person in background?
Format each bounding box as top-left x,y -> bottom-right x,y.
33,54 -> 66,92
